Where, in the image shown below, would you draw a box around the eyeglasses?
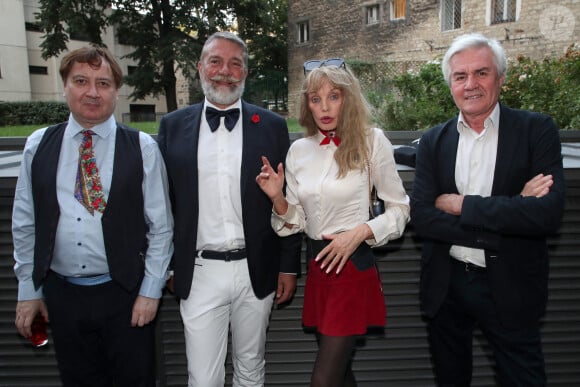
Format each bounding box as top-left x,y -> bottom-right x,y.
303,58 -> 346,75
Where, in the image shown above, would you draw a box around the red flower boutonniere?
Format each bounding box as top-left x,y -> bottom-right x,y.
251,114 -> 260,124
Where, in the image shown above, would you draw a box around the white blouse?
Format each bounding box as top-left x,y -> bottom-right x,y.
272,127 -> 410,247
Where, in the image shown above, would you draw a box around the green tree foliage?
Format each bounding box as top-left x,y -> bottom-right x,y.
36,0 -> 288,113
237,0 -> 289,112
369,62 -> 456,131
501,45 -> 580,129
369,45 -> 579,131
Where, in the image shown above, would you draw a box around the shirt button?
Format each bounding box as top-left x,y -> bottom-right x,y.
77,242 -> 82,246
77,218 -> 81,222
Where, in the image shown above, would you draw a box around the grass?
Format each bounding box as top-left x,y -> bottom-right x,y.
0,118 -> 303,137
0,124 -> 49,137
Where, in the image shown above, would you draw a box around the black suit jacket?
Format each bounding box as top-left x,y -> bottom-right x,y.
410,105 -> 565,329
157,101 -> 302,300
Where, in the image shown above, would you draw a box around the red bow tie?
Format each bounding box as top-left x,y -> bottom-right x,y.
319,129 -> 341,146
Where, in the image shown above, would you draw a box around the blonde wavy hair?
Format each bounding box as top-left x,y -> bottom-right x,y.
299,65 -> 374,178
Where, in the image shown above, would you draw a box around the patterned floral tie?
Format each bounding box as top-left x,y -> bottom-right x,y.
74,130 -> 107,215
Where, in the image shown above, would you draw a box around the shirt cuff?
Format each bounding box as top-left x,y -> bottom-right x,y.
139,275 -> 165,299
18,280 -> 43,301
271,203 -> 299,232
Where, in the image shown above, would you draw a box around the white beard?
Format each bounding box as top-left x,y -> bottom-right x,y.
201,76 -> 245,106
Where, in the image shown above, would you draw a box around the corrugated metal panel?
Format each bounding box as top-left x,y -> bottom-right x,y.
154,167 -> 580,387
1,136 -> 579,386
0,178 -> 61,387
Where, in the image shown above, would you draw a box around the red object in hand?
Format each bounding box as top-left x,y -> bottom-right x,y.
29,314 -> 48,347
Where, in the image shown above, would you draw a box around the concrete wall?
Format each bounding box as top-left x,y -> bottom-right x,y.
0,0 -> 32,101
0,0 -> 179,123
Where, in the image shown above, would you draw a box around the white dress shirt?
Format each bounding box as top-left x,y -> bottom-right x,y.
272,127 -> 410,247
196,99 -> 245,252
13,113 -> 174,300
450,103 -> 500,267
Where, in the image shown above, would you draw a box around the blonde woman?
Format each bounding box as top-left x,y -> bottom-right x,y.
256,61 -> 410,386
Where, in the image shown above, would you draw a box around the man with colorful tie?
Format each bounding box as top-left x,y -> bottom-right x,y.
157,32 -> 302,387
12,46 -> 174,386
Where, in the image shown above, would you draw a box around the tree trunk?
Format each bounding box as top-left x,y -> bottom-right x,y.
162,58 -> 178,113
164,83 -> 178,113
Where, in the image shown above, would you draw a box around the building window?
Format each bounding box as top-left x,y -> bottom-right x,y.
29,66 -> 48,75
442,0 -> 462,31
25,22 -> 43,32
130,104 -> 156,122
491,0 -> 516,24
117,29 -> 132,45
297,21 -> 310,44
366,4 -> 381,25
390,0 -> 406,20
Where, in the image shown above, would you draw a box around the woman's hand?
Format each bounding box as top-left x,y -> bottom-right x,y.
255,156 -> 284,199
315,224 -> 373,274
256,156 -> 289,215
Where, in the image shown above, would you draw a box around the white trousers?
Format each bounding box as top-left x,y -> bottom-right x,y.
180,257 -> 274,387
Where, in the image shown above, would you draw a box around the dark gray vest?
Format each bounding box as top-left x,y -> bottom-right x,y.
30,122 -> 147,292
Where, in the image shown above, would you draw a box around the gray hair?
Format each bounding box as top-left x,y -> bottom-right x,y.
441,33 -> 507,86
200,31 -> 248,69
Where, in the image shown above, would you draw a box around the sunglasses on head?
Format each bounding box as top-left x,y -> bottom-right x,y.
303,58 -> 346,75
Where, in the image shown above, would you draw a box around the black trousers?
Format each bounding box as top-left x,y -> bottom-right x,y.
43,272 -> 155,387
426,260 -> 546,387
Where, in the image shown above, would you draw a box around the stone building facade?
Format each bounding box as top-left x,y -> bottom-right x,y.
287,0 -> 579,118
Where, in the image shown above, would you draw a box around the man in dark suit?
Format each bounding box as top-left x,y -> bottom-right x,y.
157,32 -> 302,387
13,46 -> 174,386
411,33 -> 565,386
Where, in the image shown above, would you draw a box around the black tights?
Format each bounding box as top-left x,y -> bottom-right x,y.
311,333 -> 357,387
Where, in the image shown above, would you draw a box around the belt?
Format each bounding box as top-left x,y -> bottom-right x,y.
52,271 -> 112,286
197,249 -> 246,261
451,258 -> 486,273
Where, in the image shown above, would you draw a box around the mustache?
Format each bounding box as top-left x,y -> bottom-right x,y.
82,99 -> 101,104
209,75 -> 243,84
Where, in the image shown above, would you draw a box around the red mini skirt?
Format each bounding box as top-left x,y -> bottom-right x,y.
302,259 -> 386,336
